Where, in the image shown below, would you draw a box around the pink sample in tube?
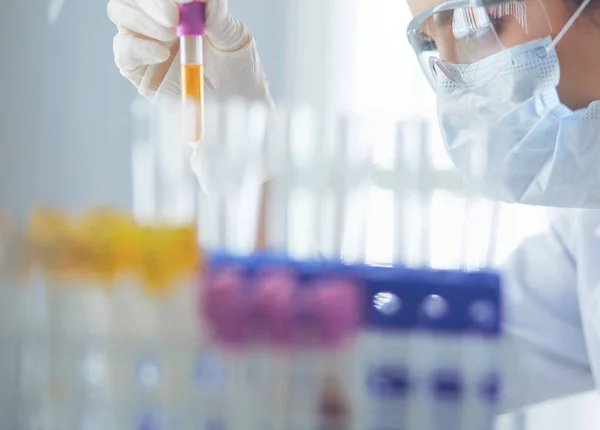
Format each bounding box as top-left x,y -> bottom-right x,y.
250,269 -> 296,345
201,265 -> 245,345
313,278 -> 361,345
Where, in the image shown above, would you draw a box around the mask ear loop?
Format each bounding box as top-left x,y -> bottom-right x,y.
545,0 -> 592,54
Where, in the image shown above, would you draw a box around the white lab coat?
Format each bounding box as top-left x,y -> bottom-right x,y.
501,209 -> 600,411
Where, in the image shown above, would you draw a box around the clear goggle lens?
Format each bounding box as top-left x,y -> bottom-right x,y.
407,0 -> 554,87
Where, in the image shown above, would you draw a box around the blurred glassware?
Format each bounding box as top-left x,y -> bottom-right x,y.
147,95 -> 502,270
47,0 -> 64,24
0,96 -> 510,429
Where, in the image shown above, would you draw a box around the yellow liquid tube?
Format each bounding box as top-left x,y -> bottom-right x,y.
180,35 -> 205,142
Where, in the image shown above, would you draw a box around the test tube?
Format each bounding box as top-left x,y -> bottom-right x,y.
0,221 -> 24,430
177,0 -> 206,142
355,269 -> 414,430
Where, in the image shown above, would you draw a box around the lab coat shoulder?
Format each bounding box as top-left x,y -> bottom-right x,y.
570,210 -> 600,388
499,210 -> 596,410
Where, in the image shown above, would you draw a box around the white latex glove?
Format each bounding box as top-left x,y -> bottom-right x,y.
108,0 -> 273,103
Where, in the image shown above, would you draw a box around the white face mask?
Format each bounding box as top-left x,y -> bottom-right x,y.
437,36 -> 600,208
434,1 -> 600,208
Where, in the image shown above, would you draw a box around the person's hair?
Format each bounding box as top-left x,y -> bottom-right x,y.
571,0 -> 600,10
567,0 -> 600,24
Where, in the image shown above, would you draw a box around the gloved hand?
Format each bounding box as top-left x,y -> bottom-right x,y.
108,0 -> 272,103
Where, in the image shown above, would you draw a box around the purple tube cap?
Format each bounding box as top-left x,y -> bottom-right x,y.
177,1 -> 206,37
290,279 -> 360,347
314,279 -> 361,344
200,266 -> 245,344
248,269 -> 295,344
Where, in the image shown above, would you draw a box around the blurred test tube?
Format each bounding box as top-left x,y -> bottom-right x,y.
390,119 -> 433,268
131,98 -> 199,226
0,221 -> 25,429
260,108 -> 375,262
459,134 -> 501,270
197,97 -> 270,254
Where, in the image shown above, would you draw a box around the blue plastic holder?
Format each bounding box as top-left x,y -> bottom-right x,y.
203,250 -> 503,337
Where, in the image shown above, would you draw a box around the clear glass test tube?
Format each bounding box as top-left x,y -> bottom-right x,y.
177,0 -> 206,143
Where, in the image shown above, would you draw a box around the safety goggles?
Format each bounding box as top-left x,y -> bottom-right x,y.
406,0 -> 589,88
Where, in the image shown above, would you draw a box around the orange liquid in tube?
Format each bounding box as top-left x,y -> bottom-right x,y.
177,1 -> 206,142
181,64 -> 205,142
